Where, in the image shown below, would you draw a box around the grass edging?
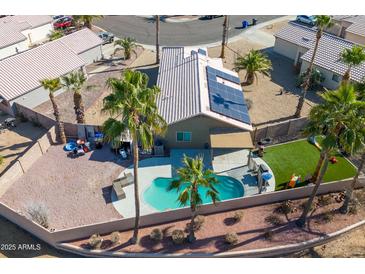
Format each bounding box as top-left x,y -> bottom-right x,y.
55,219 -> 365,258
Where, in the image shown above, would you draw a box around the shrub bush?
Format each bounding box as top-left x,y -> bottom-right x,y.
26,204 -> 49,229
317,195 -> 332,207
110,231 -> 120,244
321,212 -> 334,223
264,214 -> 283,226
297,68 -> 325,90
150,228 -> 163,242
263,229 -> 274,241
185,215 -> 205,232
233,210 -> 244,223
275,200 -> 294,215
171,229 -> 185,245
88,234 -> 102,249
225,232 -> 238,245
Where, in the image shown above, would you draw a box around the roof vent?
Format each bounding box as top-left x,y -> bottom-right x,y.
302,37 -> 311,42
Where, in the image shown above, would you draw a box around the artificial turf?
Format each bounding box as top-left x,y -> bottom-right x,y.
262,139 -> 357,191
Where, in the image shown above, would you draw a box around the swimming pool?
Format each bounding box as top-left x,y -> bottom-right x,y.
143,175 -> 244,211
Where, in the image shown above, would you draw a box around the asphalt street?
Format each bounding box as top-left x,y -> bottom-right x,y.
96,15 -> 282,46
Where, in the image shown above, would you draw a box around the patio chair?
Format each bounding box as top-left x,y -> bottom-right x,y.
112,181 -> 126,200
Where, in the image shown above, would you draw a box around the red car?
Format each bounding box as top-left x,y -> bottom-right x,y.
53,17 -> 73,29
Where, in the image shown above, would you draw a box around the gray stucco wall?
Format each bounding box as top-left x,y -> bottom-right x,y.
79,45 -> 103,65
273,38 -> 299,60
158,115 -> 245,149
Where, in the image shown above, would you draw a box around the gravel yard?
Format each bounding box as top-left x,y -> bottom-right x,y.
0,144 -> 128,230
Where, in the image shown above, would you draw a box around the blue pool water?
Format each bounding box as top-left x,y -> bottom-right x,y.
143,175 -> 244,211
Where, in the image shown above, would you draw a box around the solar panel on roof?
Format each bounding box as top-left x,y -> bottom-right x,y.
206,66 -> 251,125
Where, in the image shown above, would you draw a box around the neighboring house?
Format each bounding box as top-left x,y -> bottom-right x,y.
156,47 -> 253,151
0,15 -> 53,60
0,28 -> 103,115
274,22 -> 365,90
327,15 -> 365,45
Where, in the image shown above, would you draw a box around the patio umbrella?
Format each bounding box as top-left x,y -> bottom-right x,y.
261,172 -> 272,181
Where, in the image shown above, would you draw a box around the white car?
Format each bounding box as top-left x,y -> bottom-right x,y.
296,15 -> 316,26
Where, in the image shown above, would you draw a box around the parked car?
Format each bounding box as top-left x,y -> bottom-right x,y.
53,17 -> 73,29
200,15 -> 223,20
296,15 -> 316,26
52,15 -> 64,21
97,31 -> 115,44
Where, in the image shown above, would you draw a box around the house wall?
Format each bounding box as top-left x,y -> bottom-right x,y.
273,38 -> 299,60
78,45 -> 103,65
160,115 -> 242,149
300,60 -> 341,90
10,85 -> 66,110
21,23 -> 53,45
0,40 -> 28,60
345,32 -> 365,45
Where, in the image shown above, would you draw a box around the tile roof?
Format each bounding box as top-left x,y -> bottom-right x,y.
0,15 -> 52,28
275,22 -> 365,82
156,47 -> 252,130
58,28 -> 103,54
331,15 -> 365,37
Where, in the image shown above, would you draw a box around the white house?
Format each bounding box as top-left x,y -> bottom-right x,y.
0,28 -> 103,115
0,15 -> 53,60
327,15 -> 365,45
274,22 -> 365,90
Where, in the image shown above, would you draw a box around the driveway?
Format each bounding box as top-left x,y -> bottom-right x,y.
95,15 -> 281,46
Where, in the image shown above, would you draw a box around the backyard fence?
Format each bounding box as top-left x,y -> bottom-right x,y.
1,176 -> 363,246
253,117 -> 309,143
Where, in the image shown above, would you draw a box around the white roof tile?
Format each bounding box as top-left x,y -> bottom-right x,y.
58,28 -> 103,54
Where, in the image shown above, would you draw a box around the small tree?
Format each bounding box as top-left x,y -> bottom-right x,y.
340,45 -> 365,84
73,15 -> 103,29
168,155 -> 219,243
48,30 -> 64,41
114,37 -> 137,60
234,49 -> 272,85
297,68 -> 325,90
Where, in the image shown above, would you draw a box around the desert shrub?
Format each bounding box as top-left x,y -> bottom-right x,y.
263,229 -> 274,241
88,234 -> 102,249
225,232 -> 238,245
317,195 -> 332,207
150,228 -> 163,242
264,214 -> 283,226
275,200 -> 294,215
348,199 -> 360,215
27,204 -> 49,229
171,229 -> 185,245
233,210 -> 244,223
185,215 -> 205,232
321,212 -> 334,223
110,231 -> 120,244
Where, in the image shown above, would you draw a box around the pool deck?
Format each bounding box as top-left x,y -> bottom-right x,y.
112,149 -> 275,218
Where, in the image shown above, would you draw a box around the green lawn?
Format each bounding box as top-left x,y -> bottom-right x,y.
263,139 -> 357,191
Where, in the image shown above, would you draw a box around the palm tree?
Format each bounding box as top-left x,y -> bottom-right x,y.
114,37 -> 137,60
48,30 -> 64,41
102,70 -> 167,244
168,155 -> 219,243
61,71 -> 87,124
296,84 -> 365,227
155,15 -> 160,64
340,45 -> 365,84
40,78 -> 67,144
220,15 -> 229,58
294,15 -> 333,118
234,49 -> 272,85
73,15 -> 103,29
355,77 -> 365,101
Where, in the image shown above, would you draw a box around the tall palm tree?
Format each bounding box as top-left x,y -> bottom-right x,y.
73,15 -> 103,29
168,155 -> 219,243
234,49 -> 272,85
40,78 -> 67,144
294,15 -> 333,118
61,70 -> 87,124
340,45 -> 365,84
114,37 -> 137,60
155,15 -> 160,64
355,77 -> 365,101
102,70 -> 167,244
220,16 -> 229,58
296,84 -> 365,227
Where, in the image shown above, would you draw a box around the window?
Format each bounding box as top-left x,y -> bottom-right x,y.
176,131 -> 192,142
332,73 -> 340,83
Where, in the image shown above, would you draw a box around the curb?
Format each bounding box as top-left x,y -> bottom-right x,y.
55,219 -> 365,258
